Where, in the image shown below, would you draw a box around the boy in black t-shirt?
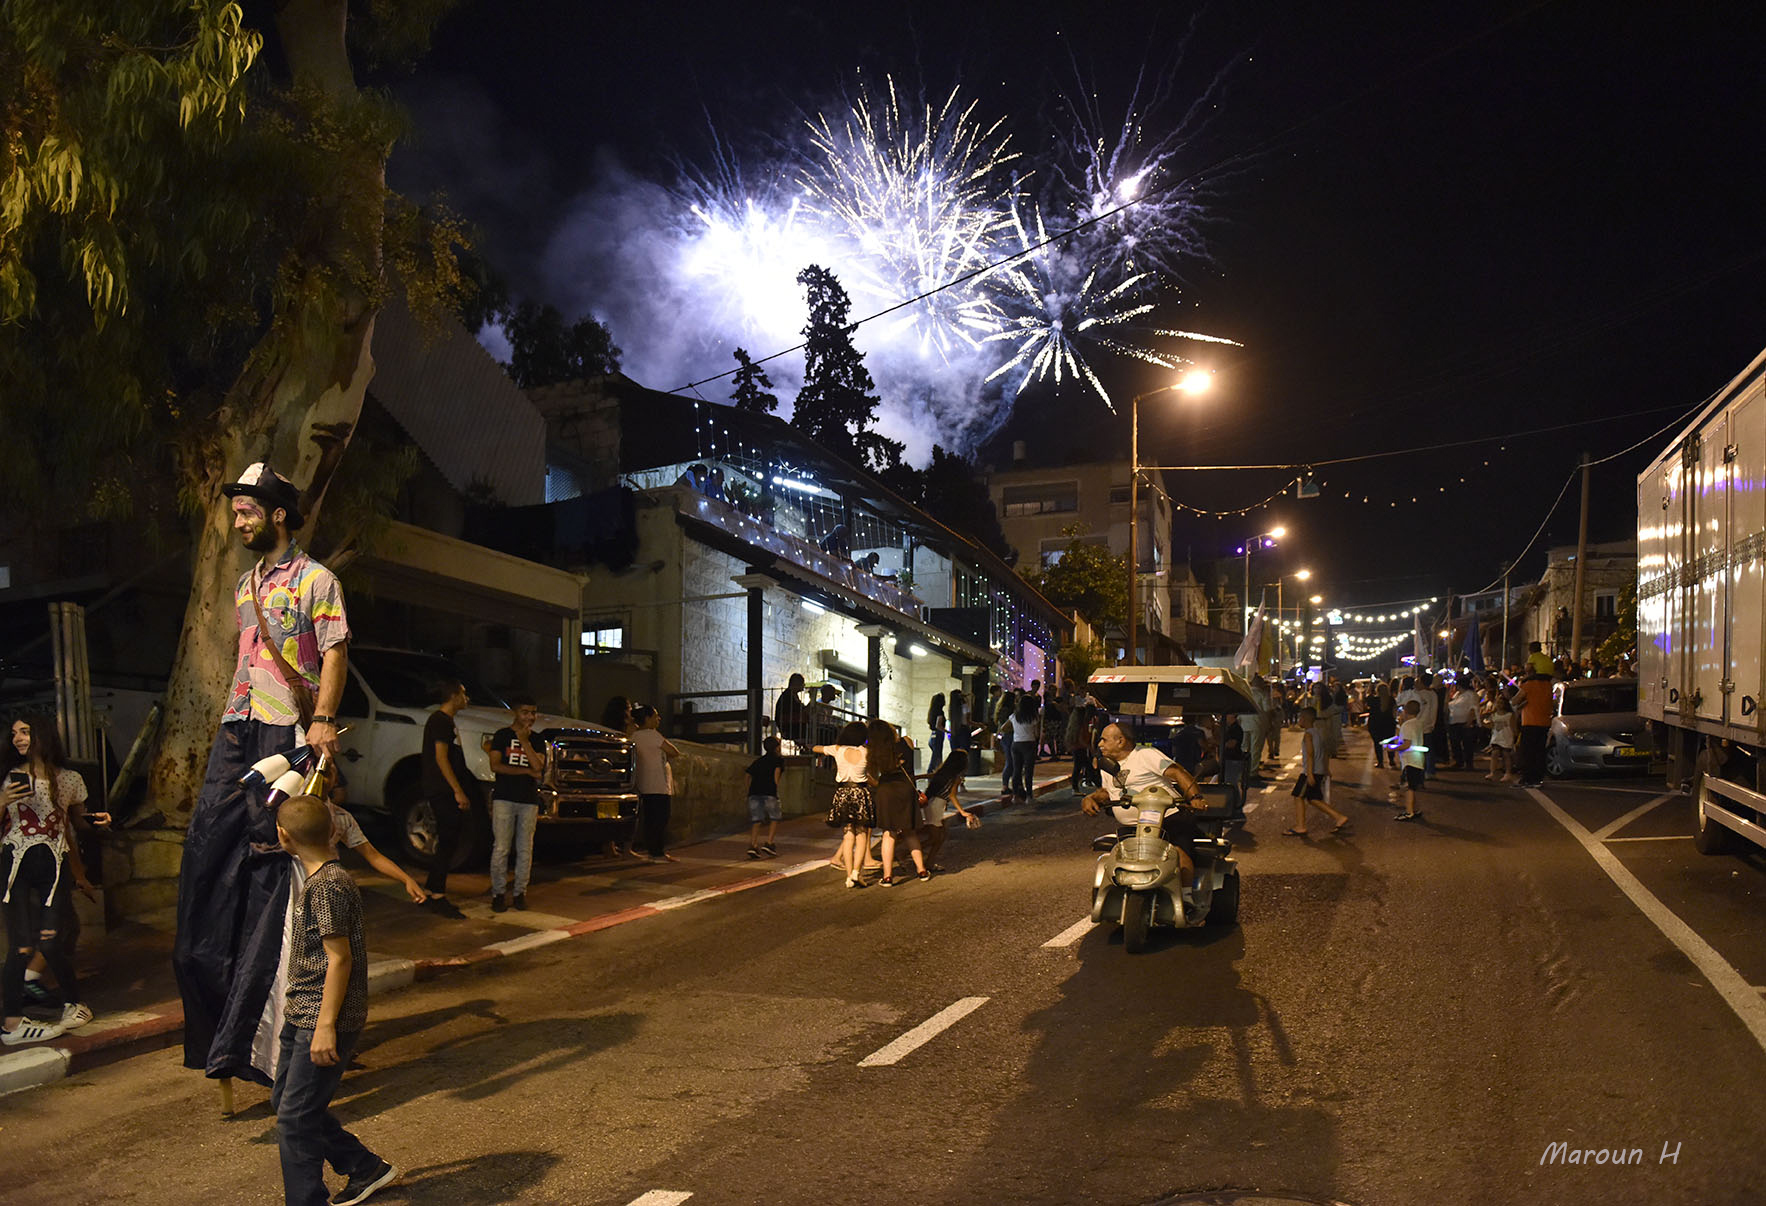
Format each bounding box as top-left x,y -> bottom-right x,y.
486,696 -> 547,911
273,794 -> 397,1206
419,680 -> 475,917
743,736 -> 785,859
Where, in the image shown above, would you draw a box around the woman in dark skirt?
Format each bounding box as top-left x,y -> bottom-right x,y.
815,721 -> 875,889
866,719 -> 928,885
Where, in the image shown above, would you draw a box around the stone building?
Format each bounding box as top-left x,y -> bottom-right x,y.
533,377 -> 1069,758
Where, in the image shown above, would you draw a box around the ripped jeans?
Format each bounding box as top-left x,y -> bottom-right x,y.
2,844 -> 79,1017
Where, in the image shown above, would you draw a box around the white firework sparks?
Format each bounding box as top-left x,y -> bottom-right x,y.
984,204 -> 1238,412
800,75 -> 1021,357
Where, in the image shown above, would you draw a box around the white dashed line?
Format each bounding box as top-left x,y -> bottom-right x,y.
625,1192 -> 693,1206
1530,786 -> 1766,1056
1042,917 -> 1093,948
859,997 -> 990,1067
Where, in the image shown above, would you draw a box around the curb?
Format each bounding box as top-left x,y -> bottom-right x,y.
0,774 -> 1075,1097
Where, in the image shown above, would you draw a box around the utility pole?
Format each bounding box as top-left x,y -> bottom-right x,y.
1569,452 -> 1592,664
1500,561 -> 1512,673
1127,401 -> 1139,666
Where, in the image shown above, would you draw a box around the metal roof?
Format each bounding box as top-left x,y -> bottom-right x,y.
370,299 -> 546,506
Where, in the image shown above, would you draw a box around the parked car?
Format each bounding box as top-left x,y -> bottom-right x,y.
336,647 -> 637,868
1546,677 -> 1653,777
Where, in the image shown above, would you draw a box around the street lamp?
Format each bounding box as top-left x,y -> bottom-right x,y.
1275,568 -> 1313,674
1126,370 -> 1213,665
1236,526 -> 1285,637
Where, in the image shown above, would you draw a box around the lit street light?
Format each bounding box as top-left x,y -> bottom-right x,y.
1126,370 -> 1213,665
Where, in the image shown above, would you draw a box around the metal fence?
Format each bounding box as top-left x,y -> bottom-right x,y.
667,687 -> 871,755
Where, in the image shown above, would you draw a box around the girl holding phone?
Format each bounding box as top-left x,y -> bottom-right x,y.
2,713 -> 106,1043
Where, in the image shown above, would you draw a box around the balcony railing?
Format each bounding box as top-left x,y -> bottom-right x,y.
679,490 -> 924,618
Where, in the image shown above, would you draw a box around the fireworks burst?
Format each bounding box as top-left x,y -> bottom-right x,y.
800,76 -> 1021,357
551,62 -> 1236,457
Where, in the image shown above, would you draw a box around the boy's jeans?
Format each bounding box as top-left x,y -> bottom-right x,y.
272,1021 -> 379,1206
490,798 -> 539,896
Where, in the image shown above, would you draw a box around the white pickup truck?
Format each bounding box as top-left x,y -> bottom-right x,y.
336,646 -> 637,868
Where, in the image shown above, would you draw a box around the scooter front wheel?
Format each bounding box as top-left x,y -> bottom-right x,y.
1122,892 -> 1151,953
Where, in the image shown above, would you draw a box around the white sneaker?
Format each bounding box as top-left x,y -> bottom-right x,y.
2,1018 -> 64,1045
60,1002 -> 92,1030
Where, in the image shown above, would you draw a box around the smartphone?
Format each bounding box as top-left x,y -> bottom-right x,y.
6,770 -> 28,789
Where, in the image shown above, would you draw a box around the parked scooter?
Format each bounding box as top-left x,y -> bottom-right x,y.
1091,783 -> 1240,952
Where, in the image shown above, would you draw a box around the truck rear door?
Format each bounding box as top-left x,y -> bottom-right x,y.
1729,378 -> 1766,734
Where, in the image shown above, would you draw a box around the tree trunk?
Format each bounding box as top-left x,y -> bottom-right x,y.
145,0 -> 382,824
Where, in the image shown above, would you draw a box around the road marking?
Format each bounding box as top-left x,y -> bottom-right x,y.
1602,835 -> 1692,843
859,996 -> 990,1067
1593,792 -> 1680,841
650,889 -> 724,911
625,1193 -> 693,1206
484,929 -> 571,956
1565,783 -> 1669,795
1530,787 -> 1766,1056
1042,917 -> 1093,948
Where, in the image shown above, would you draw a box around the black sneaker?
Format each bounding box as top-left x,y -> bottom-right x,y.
761,843 -> 778,857
512,893 -> 526,910
491,893 -> 507,913
746,847 -> 761,860
421,897 -> 466,919
331,1161 -> 398,1205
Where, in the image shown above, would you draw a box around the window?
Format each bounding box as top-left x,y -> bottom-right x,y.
1108,485 -> 1131,505
1001,481 -> 1079,516
582,624 -> 626,656
1040,534 -> 1106,568
1594,593 -> 1617,620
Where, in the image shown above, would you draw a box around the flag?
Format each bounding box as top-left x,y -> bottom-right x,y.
1464,612 -> 1485,671
1235,592 -> 1267,672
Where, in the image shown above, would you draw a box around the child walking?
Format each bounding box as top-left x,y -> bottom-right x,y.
1390,700 -> 1427,821
1282,707 -> 1350,838
744,736 -> 785,859
1485,694 -> 1517,782
273,795 -> 397,1206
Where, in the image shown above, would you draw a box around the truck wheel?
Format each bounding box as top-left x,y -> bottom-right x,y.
393,786 -> 486,871
1694,797 -> 1737,855
1209,868 -> 1241,927
1122,892 -> 1151,953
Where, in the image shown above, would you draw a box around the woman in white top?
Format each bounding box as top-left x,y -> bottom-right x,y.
629,705 -> 680,862
815,721 -> 875,888
1008,694 -> 1040,799
3,713 -> 107,1044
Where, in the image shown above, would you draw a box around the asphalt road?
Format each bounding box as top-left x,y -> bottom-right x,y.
7,740 -> 1766,1206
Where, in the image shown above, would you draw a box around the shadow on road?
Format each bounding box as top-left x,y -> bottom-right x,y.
397,1149 -> 565,1204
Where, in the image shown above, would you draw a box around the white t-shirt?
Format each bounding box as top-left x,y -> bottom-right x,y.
823,744 -> 869,783
1104,746 -> 1180,825
1010,714 -> 1040,743
1398,689 -> 1439,731
1399,717 -> 1429,769
1447,692 -> 1479,725
631,727 -> 671,795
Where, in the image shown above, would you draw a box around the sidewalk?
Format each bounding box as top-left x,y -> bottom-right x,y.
0,765 -> 1076,1097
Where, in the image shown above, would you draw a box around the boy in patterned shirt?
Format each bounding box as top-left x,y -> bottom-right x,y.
273,795 -> 397,1206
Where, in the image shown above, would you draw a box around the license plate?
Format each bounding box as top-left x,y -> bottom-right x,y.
597,801 -> 621,819
1616,748 -> 1649,758
1138,809 -> 1164,825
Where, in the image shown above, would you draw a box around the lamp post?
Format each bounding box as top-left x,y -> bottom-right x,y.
1126,369 -> 1212,665
1278,568 -> 1311,673
1237,524 -> 1286,642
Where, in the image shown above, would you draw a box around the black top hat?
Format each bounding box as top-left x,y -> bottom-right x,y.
223,462 -> 305,528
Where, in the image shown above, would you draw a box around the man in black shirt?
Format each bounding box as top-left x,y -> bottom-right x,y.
486,695 -> 547,912
1169,715 -> 1208,774
420,680 -> 475,917
1220,711 -> 1248,820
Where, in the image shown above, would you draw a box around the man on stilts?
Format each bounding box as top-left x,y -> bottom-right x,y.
172,463 -> 349,1086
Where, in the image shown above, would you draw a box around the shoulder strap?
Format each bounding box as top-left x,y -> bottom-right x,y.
249,564 -> 317,727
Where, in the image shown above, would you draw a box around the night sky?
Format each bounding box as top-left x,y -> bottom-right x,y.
390,0 -> 1766,614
